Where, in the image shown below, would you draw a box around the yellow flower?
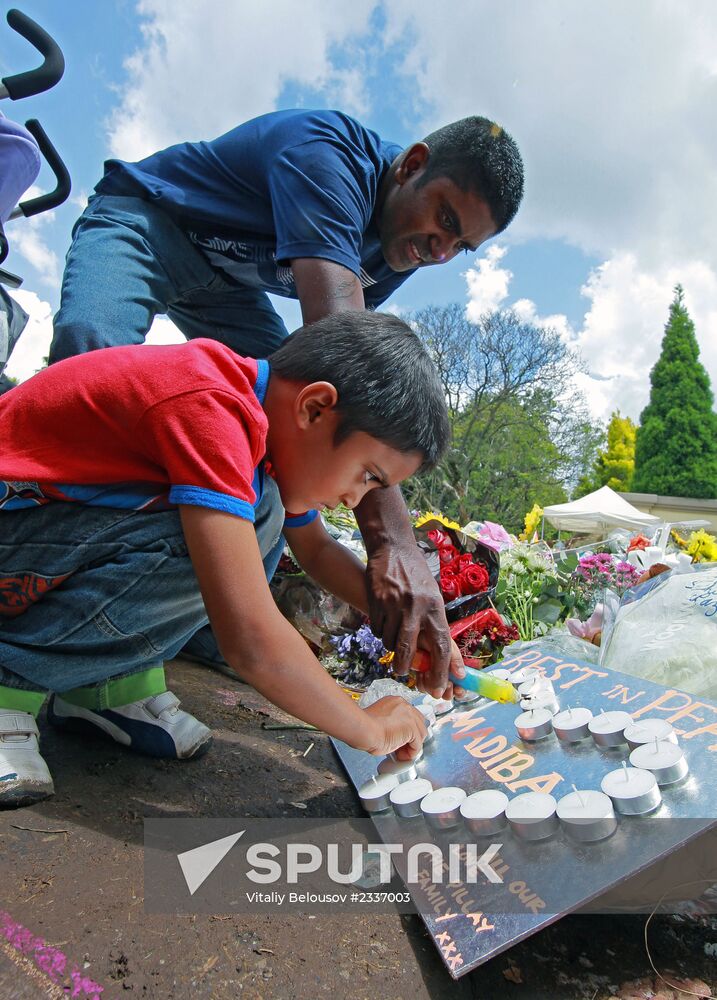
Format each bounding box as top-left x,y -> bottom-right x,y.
519,503 -> 543,542
378,651 -> 395,665
414,511 -> 461,531
686,529 -> 717,563
671,529 -> 688,550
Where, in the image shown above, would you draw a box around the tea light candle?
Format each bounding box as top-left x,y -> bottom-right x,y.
420,786 -> 467,829
629,740 -> 689,786
423,695 -> 454,716
487,668 -> 512,681
601,763 -> 662,815
514,707 -> 554,741
588,710 -> 633,747
454,686 -> 482,705
624,719 -> 678,751
556,787 -> 617,842
416,702 -> 437,727
359,773 -> 400,813
552,706 -> 594,743
378,756 -> 418,783
510,667 -> 541,686
520,690 -> 560,715
390,777 -> 433,818
519,676 -> 555,698
506,792 -> 559,841
460,790 -> 509,836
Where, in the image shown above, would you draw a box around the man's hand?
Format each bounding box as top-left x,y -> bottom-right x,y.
355,486 -> 457,699
411,637 -> 466,700
361,697 -> 427,758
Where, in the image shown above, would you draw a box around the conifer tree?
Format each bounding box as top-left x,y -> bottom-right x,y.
580,411 -> 636,494
632,286 -> 717,497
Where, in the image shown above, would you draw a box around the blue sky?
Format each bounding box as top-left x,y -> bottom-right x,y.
3,1 -> 717,424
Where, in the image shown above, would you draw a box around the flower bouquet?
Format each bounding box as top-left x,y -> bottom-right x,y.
414,514 -> 499,622
449,608 -> 519,666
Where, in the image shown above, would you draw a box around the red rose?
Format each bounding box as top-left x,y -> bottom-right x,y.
439,569 -> 462,602
426,528 -> 448,548
459,562 -> 490,594
438,544 -> 459,565
454,553 -> 474,572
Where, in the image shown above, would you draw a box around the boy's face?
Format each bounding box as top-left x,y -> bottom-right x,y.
274,423 -> 422,514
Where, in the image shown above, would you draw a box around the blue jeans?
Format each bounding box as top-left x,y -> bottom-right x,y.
49,193 -> 291,666
0,477 -> 285,695
50,194 -> 290,362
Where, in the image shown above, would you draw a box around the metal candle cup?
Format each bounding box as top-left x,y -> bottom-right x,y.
510,667 -> 541,686
416,702 -> 437,727
454,686 -> 482,705
556,789 -> 617,842
518,676 -> 554,698
506,792 -> 559,841
423,695 -> 454,716
420,786 -> 467,830
460,790 -> 509,836
520,691 -> 560,715
486,668 -> 512,681
378,756 -> 419,783
514,707 -> 554,741
629,741 -> 689,786
552,707 -> 594,743
624,718 -> 678,752
588,710 -> 633,747
359,773 -> 400,813
390,777 -> 433,818
601,765 -> 662,815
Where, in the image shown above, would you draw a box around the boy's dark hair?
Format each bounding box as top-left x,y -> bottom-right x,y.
419,116 -> 524,234
269,312 -> 450,470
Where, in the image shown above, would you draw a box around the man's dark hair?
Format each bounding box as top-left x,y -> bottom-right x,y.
419,116 -> 524,233
269,311 -> 450,470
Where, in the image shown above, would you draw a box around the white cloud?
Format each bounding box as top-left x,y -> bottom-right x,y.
464,245 -> 511,320
383,1 -> 717,271
108,0 -> 379,160
464,246 -> 717,424
3,289 -> 53,382
144,315 -> 186,345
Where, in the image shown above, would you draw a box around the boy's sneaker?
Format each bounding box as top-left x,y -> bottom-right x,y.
0,709 -> 54,808
47,690 -> 213,760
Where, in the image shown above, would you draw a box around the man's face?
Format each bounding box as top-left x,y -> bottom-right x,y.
377,145 -> 497,273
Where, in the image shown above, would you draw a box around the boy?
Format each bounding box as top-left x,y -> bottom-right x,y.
0,311 -> 460,808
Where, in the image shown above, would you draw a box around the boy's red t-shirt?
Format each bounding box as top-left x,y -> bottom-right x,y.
0,338 -> 316,527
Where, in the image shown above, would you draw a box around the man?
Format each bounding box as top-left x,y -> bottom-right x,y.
49,108 -> 524,700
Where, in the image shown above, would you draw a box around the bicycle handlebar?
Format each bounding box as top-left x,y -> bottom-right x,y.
1,9 -> 65,101
12,120 -> 71,217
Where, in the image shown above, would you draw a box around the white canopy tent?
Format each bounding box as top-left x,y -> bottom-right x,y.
542,486 -> 660,533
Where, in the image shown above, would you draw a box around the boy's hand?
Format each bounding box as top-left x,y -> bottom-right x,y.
360,697 -> 427,759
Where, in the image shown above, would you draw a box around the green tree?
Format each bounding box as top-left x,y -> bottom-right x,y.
578,410 -> 636,495
632,286 -> 717,498
403,305 -> 603,531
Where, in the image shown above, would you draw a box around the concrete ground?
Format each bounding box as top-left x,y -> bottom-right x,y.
1,658 -> 714,999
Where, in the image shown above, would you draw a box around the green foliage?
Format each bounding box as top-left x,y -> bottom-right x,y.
632,286 -> 717,498
577,410 -> 635,495
402,304 -> 603,532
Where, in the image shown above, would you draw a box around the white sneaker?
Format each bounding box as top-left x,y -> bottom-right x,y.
47,690 -> 213,759
0,709 -> 54,808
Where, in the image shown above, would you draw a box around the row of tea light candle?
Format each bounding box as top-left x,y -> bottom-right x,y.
359,773 -> 624,842
358,665 -> 690,841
